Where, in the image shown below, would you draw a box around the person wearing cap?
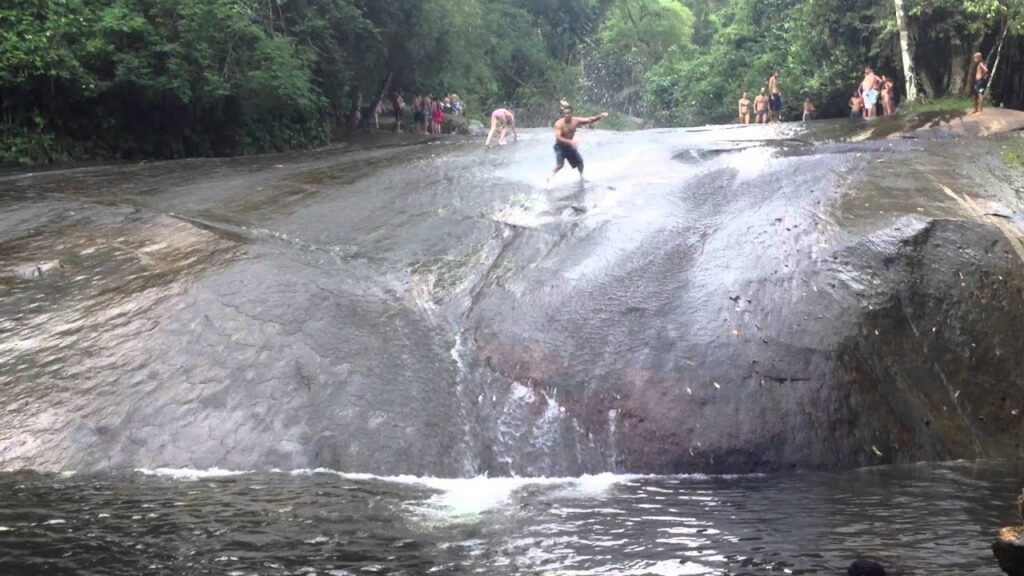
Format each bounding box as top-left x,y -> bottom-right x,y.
545,101 -> 608,187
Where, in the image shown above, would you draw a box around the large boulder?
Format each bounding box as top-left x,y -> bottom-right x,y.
444,114 -> 486,136
0,126 -> 1021,476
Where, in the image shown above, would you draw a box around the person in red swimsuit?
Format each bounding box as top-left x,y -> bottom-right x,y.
432,101 -> 444,134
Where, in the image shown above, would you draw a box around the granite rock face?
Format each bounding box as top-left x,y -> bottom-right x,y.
0,122 -> 1022,475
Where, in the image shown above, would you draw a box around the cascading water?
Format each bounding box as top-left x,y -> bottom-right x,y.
1,119 -> 1023,573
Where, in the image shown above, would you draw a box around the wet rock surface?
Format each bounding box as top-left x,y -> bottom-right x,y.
847,559 -> 887,576
996,526 -> 1024,576
0,120 -> 1022,475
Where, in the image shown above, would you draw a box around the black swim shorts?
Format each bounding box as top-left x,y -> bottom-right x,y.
974,79 -> 987,95
770,94 -> 782,112
554,142 -> 583,169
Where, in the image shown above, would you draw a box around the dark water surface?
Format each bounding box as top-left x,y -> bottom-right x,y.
0,461 -> 1017,575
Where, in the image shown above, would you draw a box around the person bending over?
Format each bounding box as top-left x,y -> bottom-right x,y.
545,104 -> 608,187
485,108 -> 516,147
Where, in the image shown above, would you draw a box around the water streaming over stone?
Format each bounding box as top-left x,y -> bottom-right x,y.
1,120 -> 1023,572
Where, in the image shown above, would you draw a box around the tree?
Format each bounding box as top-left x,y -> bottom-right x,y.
894,0 -> 919,102
590,0 -> 696,114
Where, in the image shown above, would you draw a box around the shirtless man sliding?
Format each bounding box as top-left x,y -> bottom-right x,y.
545,103 -> 608,187
738,92 -> 751,124
972,52 -> 989,115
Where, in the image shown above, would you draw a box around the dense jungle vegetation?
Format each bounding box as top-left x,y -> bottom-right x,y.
2,0 -> 1023,163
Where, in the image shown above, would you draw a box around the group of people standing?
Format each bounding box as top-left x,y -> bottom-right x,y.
734,67 -> 898,124
849,67 -> 895,119
737,71 -> 785,124
375,92 -> 464,133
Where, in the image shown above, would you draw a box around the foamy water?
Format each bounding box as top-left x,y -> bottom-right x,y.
0,461 -> 1018,575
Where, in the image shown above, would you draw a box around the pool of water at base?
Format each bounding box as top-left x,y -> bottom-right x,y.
0,460 -> 1019,575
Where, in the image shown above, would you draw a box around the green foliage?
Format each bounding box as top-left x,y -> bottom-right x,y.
900,96 -> 975,114
1003,137 -> 1024,169
0,0 -> 607,163
1,0 -> 1021,163
587,0 -> 695,114
633,0 -> 905,125
0,124 -> 65,164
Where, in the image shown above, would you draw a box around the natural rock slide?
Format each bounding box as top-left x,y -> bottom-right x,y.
1,116 -> 1022,477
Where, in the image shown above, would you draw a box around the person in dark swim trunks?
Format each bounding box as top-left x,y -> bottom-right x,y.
545,102 -> 608,188
754,88 -> 769,124
768,71 -> 782,122
972,52 -> 989,115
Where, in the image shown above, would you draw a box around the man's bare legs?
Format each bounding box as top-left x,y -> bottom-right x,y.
486,121 -> 510,146
545,162 -> 584,188
546,162 -> 564,188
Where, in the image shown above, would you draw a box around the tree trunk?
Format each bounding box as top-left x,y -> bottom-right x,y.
918,71 -> 939,99
988,21 -> 1009,103
894,0 -> 918,102
949,49 -> 969,98
377,71 -> 393,104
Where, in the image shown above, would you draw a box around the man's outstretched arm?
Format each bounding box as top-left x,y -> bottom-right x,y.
583,112 -> 609,125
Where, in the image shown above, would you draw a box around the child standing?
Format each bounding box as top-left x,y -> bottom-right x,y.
802,97 -> 815,123
431,100 -> 444,134
849,91 -> 863,119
